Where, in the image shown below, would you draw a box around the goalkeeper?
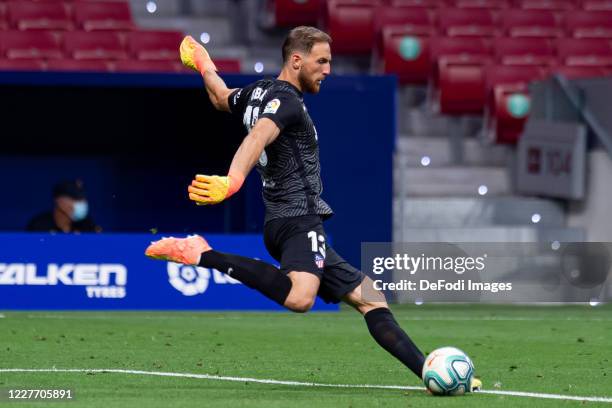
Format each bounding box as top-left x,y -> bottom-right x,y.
147,26 -> 477,388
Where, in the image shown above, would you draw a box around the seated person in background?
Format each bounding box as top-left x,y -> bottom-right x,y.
26,180 -> 101,233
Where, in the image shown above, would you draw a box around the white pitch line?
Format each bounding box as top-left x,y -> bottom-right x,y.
1,368 -> 611,403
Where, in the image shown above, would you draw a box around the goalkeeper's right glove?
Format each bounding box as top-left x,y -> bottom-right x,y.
179,35 -> 217,74
187,172 -> 244,206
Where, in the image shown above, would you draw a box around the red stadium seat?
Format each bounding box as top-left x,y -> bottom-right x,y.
494,38 -> 556,65
373,3 -> 433,81
437,8 -> 497,37
580,0 -> 612,10
565,10 -> 612,38
501,9 -> 560,37
46,58 -> 110,71
126,30 -> 183,61
271,0 -> 321,27
483,64 -> 549,144
434,54 -> 494,114
0,30 -> 63,59
73,1 -> 134,31
430,37 -> 493,114
515,0 -> 575,10
488,83 -> 531,143
447,0 -> 510,9
376,25 -> 436,84
323,0 -> 382,54
113,59 -> 182,73
387,0 -> 440,7
0,3 -> 8,30
63,31 -> 127,60
507,26 -> 564,38
6,1 -> 73,30
0,58 -> 45,71
556,38 -> 612,66
373,4 -> 432,36
430,36 -> 493,59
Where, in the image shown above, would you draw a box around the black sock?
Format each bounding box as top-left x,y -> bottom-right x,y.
364,307 -> 425,379
199,250 -> 292,306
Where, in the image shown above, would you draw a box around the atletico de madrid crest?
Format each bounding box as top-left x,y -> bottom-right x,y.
314,254 -> 325,269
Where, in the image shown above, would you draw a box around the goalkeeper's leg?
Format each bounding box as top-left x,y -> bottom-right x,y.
344,276 -> 482,391
342,276 -> 426,379
145,235 -> 319,312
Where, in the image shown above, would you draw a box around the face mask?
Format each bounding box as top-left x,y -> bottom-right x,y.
72,201 -> 89,222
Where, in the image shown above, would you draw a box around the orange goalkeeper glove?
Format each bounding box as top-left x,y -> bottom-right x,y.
179,35 -> 217,74
187,172 -> 244,205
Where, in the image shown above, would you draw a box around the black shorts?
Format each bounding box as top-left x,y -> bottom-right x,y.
263,214 -> 365,304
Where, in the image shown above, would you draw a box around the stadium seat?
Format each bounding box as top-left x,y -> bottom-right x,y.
0,30 -> 63,59
46,58 -> 110,72
515,0 -> 576,10
556,38 -> 612,66
437,8 -> 497,37
565,10 -> 612,38
447,0 -> 510,9
372,3 -> 434,83
113,59 -> 183,73
271,0 -> 321,27
494,38 -> 556,66
73,1 -> 134,31
6,1 -> 73,31
323,0 -> 382,54
501,9 -> 560,37
373,3 -> 432,36
0,58 -> 45,71
429,37 -> 493,114
0,3 -> 7,30
580,0 -> 612,10
126,30 -> 183,61
63,31 -> 127,60
484,64 -> 549,143
430,36 -> 493,59
387,0 -> 440,7
376,25 -> 436,84
434,54 -> 494,114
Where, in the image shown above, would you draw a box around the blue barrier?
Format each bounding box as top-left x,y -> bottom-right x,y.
0,233 -> 338,311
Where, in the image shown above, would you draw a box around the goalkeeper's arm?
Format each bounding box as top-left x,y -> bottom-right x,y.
201,66 -> 235,113
188,118 -> 281,205
180,36 -> 235,112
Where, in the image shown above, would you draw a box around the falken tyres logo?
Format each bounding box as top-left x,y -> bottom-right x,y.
0,263 -> 127,298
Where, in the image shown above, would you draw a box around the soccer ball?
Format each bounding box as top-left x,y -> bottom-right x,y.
422,347 -> 475,396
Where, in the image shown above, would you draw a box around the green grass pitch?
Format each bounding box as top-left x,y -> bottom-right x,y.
1,304 -> 611,407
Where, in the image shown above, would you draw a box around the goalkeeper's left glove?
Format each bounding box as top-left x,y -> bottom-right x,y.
187,172 -> 244,205
179,35 -> 217,74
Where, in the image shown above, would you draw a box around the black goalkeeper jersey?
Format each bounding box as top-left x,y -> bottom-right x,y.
227,79 -> 333,223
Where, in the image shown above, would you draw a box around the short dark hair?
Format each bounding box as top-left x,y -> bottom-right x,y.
282,26 -> 331,63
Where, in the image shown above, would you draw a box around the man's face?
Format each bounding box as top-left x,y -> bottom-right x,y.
55,196 -> 88,221
297,42 -> 331,94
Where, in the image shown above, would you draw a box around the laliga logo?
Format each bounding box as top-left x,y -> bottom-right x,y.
167,262 -> 210,296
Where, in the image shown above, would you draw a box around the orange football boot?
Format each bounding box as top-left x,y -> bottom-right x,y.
145,235 -> 211,265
